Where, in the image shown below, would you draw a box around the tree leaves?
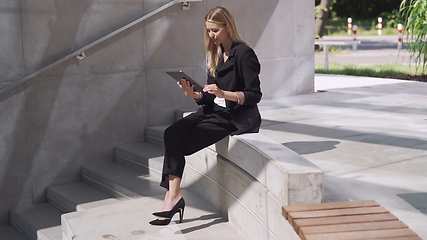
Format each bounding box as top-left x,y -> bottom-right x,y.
400,0 -> 427,72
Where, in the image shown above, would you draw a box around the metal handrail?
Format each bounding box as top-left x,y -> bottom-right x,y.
0,0 -> 177,95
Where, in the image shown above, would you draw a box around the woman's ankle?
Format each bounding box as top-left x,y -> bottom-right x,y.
162,195 -> 181,210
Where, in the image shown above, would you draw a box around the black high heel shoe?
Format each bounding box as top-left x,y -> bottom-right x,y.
149,217 -> 172,226
149,197 -> 185,225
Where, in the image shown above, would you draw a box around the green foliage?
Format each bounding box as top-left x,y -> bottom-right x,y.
315,0 -> 404,30
331,0 -> 402,19
400,0 -> 427,71
379,9 -> 404,28
315,4 -> 328,19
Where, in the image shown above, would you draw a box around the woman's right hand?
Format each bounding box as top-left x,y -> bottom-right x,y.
177,78 -> 194,96
177,78 -> 201,100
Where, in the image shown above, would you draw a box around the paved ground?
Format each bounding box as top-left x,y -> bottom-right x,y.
258,74 -> 427,239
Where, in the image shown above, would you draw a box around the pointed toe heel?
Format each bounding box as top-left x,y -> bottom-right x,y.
149,218 -> 171,226
151,197 -> 185,225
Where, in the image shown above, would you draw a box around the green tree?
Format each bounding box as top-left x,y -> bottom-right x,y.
333,0 -> 402,19
315,0 -> 333,38
400,0 -> 427,71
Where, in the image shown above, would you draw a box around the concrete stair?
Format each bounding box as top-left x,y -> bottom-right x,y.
6,114 -> 247,239
10,144 -> 164,238
0,225 -> 27,240
5,131 -> 168,239
10,203 -> 63,240
61,191 -> 247,240
114,141 -> 165,178
47,181 -> 121,212
80,161 -> 164,199
5,180 -> 122,240
145,125 -> 167,147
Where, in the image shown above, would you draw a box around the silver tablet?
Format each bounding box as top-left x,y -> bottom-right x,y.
166,71 -> 203,92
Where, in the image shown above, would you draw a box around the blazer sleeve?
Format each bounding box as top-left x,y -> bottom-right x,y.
239,47 -> 262,106
195,74 -> 215,106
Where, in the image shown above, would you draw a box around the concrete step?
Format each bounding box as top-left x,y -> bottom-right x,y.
61,190 -> 248,240
10,203 -> 63,240
114,142 -> 188,188
175,107 -> 197,120
47,181 -> 121,212
145,125 -> 168,147
81,161 -> 165,200
0,225 -> 27,240
114,142 -> 165,178
145,107 -> 197,147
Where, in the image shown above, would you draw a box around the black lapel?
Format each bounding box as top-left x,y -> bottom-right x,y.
217,43 -> 238,73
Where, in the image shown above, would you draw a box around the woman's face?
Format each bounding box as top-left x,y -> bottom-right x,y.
205,21 -> 230,46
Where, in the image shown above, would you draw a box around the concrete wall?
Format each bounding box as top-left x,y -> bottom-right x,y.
184,133 -> 322,240
0,0 -> 314,224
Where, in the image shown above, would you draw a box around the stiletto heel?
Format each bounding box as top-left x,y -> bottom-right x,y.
150,197 -> 185,225
179,206 -> 184,223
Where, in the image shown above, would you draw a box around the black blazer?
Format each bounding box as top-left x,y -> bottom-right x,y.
197,42 -> 262,135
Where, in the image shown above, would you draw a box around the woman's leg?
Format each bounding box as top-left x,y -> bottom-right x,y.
160,111 -> 206,190
159,175 -> 182,212
156,111 -> 205,214
157,111 -> 236,213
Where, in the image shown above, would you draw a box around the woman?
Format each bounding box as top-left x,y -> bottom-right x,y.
149,6 -> 262,226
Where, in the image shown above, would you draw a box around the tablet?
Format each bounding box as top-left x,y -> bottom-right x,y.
166,71 -> 203,92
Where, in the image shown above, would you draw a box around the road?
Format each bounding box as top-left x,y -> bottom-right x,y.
315,35 -> 415,66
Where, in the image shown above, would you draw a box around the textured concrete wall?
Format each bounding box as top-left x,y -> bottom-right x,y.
1,0 -> 24,82
0,0 -> 314,224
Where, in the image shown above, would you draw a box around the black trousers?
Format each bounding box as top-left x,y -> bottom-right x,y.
160,107 -> 237,189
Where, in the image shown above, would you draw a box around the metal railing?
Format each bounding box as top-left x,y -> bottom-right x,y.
1,0 -> 183,95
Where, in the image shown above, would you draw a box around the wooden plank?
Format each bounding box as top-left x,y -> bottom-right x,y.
282,200 -> 379,219
381,237 -> 422,240
282,200 -> 421,240
293,213 -> 398,232
299,220 -> 408,236
303,228 -> 418,240
289,206 -> 389,225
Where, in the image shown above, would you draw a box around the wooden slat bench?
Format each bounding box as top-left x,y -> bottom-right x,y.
282,200 -> 421,240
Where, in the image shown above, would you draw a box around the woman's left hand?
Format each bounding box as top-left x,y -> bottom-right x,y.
203,84 -> 225,98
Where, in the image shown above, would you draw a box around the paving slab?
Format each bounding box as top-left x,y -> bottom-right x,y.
258,74 -> 427,239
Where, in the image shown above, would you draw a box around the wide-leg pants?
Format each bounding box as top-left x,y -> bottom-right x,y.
160,108 -> 237,189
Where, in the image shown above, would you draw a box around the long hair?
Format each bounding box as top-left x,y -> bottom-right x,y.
204,6 -> 248,77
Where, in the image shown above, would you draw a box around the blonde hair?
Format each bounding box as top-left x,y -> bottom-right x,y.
204,6 -> 248,77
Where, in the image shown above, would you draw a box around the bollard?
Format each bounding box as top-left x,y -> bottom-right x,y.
378,17 -> 383,35
397,23 -> 403,49
347,17 -> 352,35
352,25 -> 358,51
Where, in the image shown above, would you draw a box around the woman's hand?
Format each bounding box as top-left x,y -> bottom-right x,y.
203,84 -> 225,98
177,78 -> 195,97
